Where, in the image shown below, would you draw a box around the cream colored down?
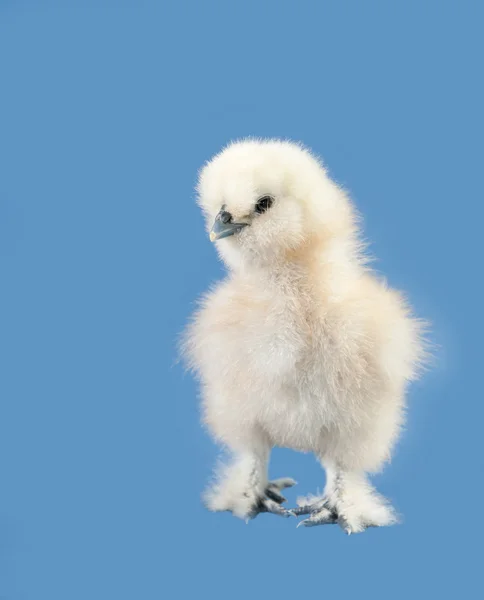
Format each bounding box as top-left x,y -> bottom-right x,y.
183,139 -> 426,533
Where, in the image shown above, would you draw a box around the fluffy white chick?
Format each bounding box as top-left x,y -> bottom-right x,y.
183,139 -> 426,534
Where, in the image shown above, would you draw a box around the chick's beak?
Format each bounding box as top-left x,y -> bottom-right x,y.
210,208 -> 249,242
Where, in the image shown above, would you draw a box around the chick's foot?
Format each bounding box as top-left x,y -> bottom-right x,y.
248,478 -> 298,520
205,473 -> 297,520
292,489 -> 397,534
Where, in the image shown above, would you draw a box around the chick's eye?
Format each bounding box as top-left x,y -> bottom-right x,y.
255,196 -> 274,214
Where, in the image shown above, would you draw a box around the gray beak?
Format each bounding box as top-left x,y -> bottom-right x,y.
210,208 -> 249,242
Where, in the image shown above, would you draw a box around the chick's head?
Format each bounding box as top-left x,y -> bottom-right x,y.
197,139 -> 354,269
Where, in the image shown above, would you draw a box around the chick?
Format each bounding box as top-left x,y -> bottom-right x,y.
184,139 -> 426,533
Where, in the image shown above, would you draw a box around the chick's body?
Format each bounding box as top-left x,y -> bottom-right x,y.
185,139 -> 425,533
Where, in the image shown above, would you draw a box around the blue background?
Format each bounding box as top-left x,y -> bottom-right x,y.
0,1 -> 481,598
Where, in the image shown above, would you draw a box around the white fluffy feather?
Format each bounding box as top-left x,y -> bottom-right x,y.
183,139 -> 426,533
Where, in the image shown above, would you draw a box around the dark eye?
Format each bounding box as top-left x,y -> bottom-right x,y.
255,195 -> 274,214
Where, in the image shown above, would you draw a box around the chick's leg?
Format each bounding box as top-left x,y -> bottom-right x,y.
204,443 -> 296,520
294,462 -> 397,534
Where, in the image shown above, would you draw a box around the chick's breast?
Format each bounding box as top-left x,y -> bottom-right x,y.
187,278 -> 309,437
192,279 -> 308,385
